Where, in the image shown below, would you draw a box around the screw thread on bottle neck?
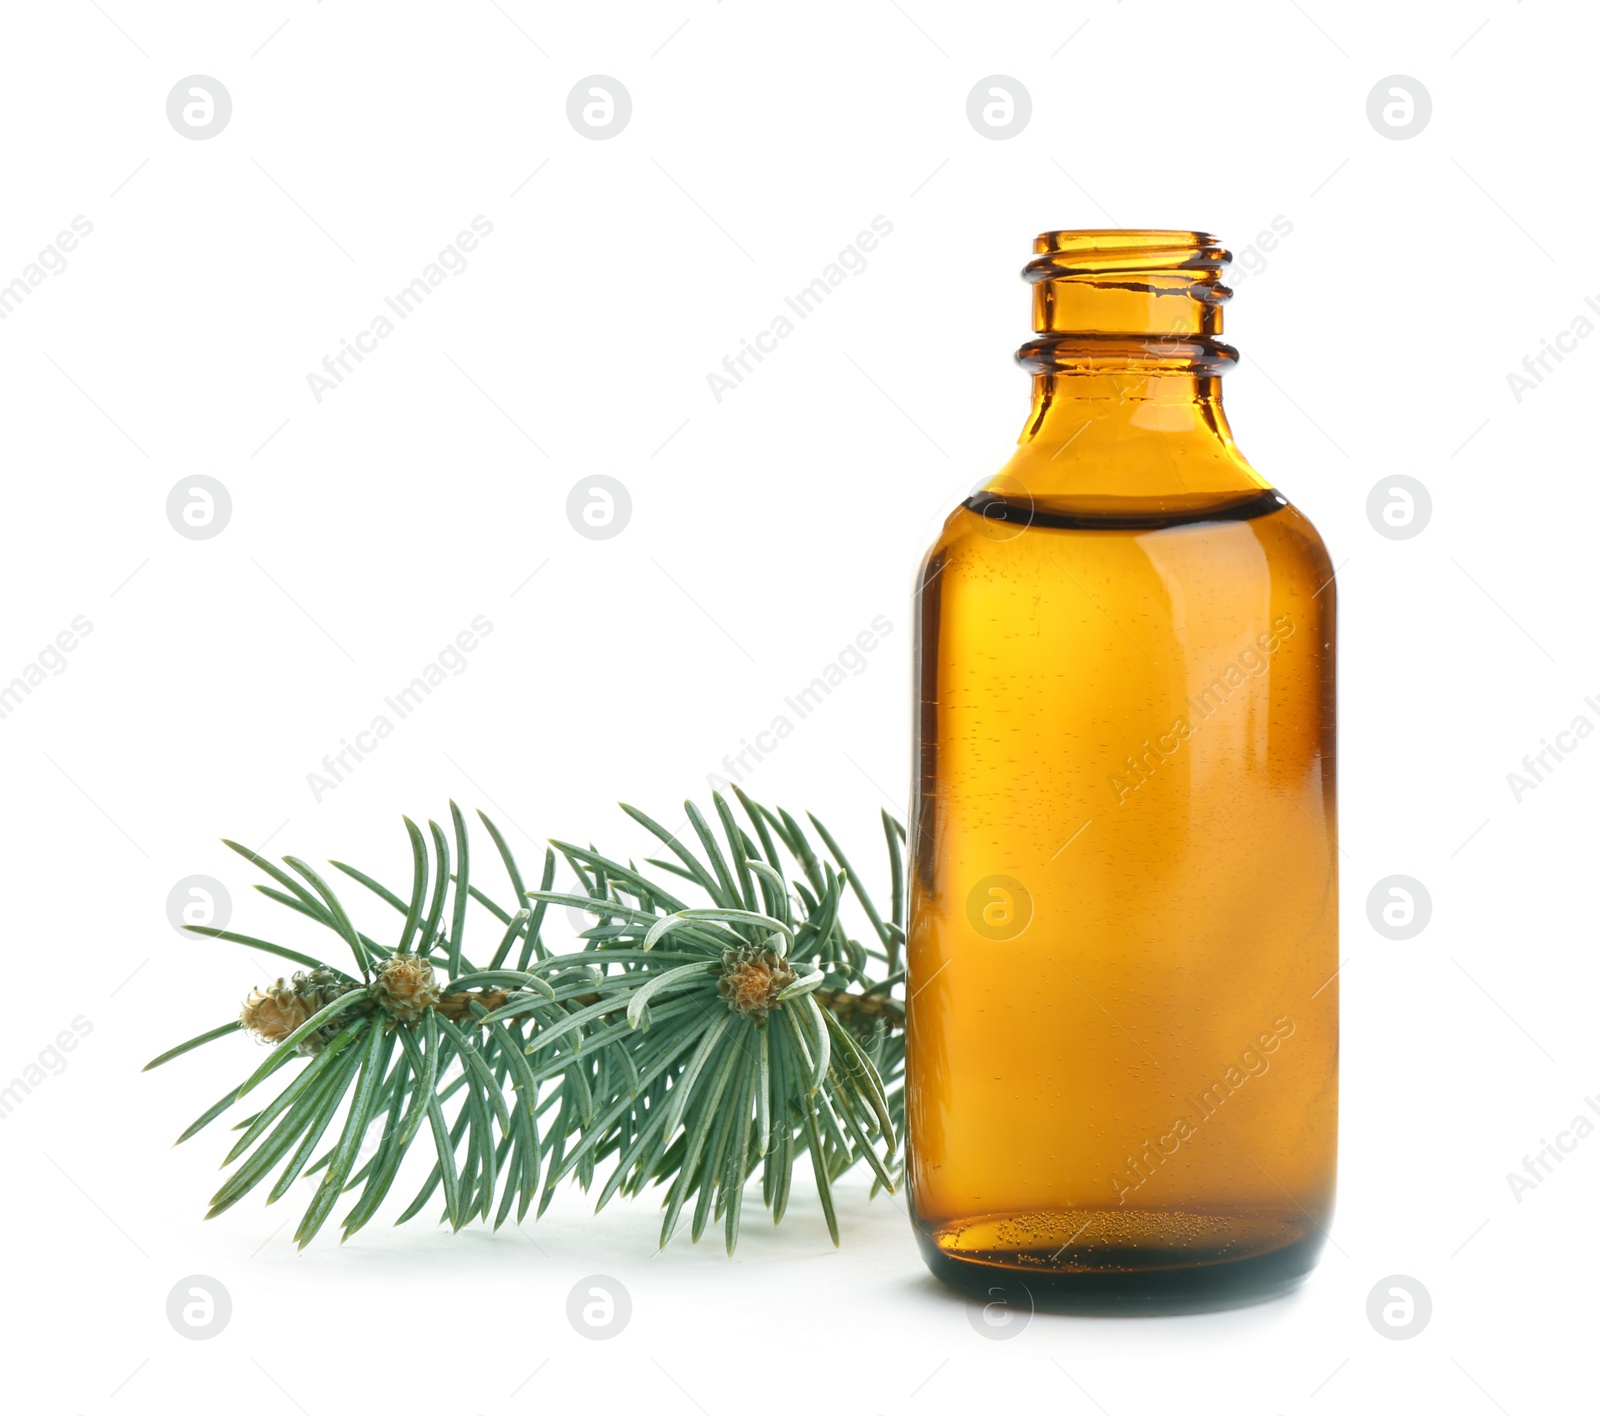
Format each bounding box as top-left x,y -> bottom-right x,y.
1016,230 -> 1240,378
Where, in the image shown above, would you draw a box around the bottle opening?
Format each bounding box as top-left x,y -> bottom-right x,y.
1019,229 -> 1238,375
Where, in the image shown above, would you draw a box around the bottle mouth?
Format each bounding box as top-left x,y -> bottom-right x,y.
1025,229 -> 1232,280
1020,229 -> 1238,376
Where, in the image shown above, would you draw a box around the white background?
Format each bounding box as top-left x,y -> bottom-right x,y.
1,2 -> 1592,1412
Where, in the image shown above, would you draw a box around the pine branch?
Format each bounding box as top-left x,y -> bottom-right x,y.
148,791 -> 906,1251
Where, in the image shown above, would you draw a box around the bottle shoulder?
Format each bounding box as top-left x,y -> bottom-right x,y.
918,488 -> 1336,599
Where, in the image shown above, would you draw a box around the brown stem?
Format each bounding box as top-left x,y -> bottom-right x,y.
814,988 -> 904,1033
338,986 -> 900,1033
433,989 -> 510,1021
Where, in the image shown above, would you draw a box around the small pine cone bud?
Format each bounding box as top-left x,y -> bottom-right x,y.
240,979 -> 315,1046
371,953 -> 441,1025
717,944 -> 798,1021
241,969 -> 365,1054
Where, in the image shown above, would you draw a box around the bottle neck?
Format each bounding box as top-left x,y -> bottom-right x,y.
1023,369 -> 1232,446
987,231 -> 1268,508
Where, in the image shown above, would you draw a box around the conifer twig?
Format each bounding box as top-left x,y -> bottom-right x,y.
148,792 -> 905,1251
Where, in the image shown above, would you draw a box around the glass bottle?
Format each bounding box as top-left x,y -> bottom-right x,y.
907,230 -> 1337,1313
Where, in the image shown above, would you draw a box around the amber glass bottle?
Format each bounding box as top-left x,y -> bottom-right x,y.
907,231 -> 1337,1313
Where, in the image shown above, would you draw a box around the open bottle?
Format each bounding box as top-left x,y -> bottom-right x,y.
907,230 -> 1338,1313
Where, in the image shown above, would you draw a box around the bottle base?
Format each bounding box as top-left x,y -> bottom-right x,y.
914,1210 -> 1326,1316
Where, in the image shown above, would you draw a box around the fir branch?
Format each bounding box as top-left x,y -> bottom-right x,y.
149,792 -> 905,1251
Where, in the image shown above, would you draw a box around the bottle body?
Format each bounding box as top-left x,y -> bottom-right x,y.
906,232 -> 1337,1312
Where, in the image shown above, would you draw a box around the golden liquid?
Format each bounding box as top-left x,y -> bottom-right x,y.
905,230 -> 1338,1309
907,487 -> 1337,1309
